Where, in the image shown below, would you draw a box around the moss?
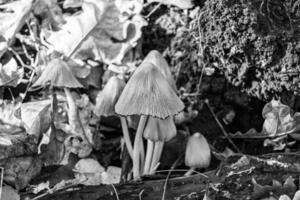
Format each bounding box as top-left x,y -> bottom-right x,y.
199,0 -> 300,99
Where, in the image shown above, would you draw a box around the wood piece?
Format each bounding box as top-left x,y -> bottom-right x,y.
25,173 -> 210,200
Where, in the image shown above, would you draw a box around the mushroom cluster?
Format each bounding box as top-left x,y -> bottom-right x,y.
94,76 -> 133,159
115,50 -> 184,179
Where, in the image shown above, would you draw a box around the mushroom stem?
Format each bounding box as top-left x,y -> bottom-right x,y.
140,139 -> 145,175
149,141 -> 164,174
184,167 -> 196,176
133,115 -> 148,180
64,88 -> 78,133
143,139 -> 154,174
120,117 -> 133,159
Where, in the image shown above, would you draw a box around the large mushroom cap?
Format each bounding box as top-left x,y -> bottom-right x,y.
185,132 -> 211,169
32,58 -> 83,88
115,62 -> 184,119
94,76 -> 125,117
143,50 -> 177,91
143,116 -> 176,142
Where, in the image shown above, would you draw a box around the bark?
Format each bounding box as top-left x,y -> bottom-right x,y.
24,173 -> 210,200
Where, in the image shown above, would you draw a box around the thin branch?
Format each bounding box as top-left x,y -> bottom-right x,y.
145,3 -> 162,19
204,100 -> 241,153
8,47 -> 33,71
110,184 -> 120,200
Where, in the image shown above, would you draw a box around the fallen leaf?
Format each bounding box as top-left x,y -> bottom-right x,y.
73,158 -> 105,185
1,156 -> 42,190
32,0 -> 65,30
147,0 -> 194,9
0,0 -> 32,44
21,99 -> 51,138
1,185 -> 20,200
45,0 -> 146,64
0,58 -> 23,87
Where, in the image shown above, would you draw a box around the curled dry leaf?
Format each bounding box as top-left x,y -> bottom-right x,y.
73,158 -> 105,185
262,99 -> 299,136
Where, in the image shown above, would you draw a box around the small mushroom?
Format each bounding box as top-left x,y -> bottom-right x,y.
95,76 -> 125,117
185,132 -> 211,176
143,116 -> 176,174
143,50 -> 177,91
94,76 -> 133,159
32,58 -> 84,136
115,62 -> 184,179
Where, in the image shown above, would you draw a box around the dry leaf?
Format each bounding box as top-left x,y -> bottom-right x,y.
21,100 -> 51,138
0,0 -> 32,44
0,58 -> 23,87
1,185 -> 20,200
45,1 -> 146,64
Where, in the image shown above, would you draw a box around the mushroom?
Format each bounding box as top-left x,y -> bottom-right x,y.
143,116 -> 176,174
94,76 -> 133,159
115,62 -> 184,179
184,132 -> 211,176
143,50 -> 177,91
32,58 -> 84,136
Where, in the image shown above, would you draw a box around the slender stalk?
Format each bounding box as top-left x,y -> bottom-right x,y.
140,138 -> 145,175
64,88 -> 92,146
149,141 -> 164,174
143,139 -> 154,174
64,88 -> 78,133
133,115 -> 148,180
120,117 -> 133,159
205,100 -> 241,153
184,167 -> 196,176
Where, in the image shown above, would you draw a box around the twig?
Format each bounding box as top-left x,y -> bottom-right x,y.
110,184 -> 120,200
195,11 -> 207,95
145,3 -> 162,19
161,153 -> 184,200
7,47 -> 33,71
139,189 -> 145,200
156,169 -> 208,178
204,100 -> 241,153
0,167 -> 3,200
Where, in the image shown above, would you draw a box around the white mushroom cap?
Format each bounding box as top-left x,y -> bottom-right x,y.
143,50 -> 177,91
32,58 -> 83,88
115,62 -> 184,119
185,132 -> 211,169
143,116 -> 176,142
94,76 -> 125,117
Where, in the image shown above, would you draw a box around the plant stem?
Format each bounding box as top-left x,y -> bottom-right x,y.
143,139 -> 154,174
184,167 -> 196,176
120,117 -> 133,159
64,88 -> 78,133
140,138 -> 145,175
133,115 -> 148,180
150,141 -> 164,174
